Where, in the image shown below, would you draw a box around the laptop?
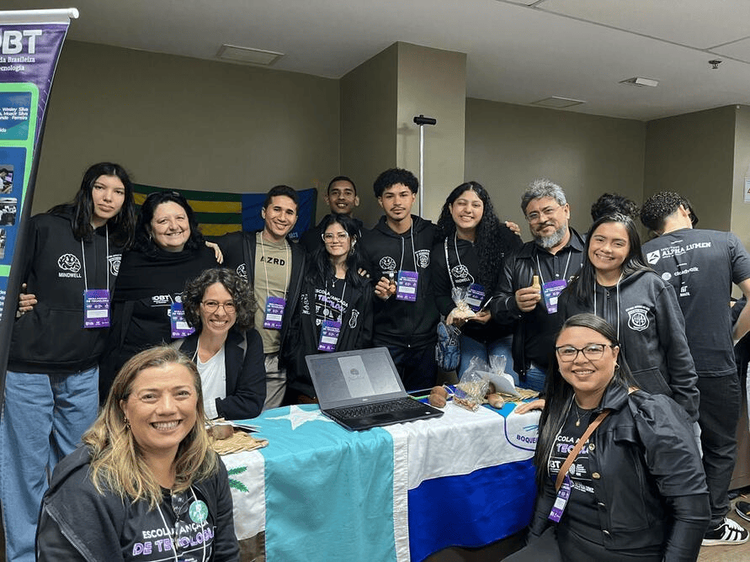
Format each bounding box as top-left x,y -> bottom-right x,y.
306,347 -> 444,431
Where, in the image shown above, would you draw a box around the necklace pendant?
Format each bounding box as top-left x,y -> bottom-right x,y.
575,419 -> 581,427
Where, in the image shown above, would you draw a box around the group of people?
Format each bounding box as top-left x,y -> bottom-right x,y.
2,160 -> 750,561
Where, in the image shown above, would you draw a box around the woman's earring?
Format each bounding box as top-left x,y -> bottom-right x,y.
124,417 -> 131,430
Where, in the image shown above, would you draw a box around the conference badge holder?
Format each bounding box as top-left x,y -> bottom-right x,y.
318,319 -> 341,352
396,270 -> 418,301
263,296 -> 286,329
83,289 -> 110,328
170,301 -> 195,338
542,279 -> 567,314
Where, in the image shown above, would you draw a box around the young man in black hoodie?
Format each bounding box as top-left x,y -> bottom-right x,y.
360,168 -> 440,391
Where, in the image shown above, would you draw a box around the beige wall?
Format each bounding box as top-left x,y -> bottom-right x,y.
644,106 -> 736,231
33,41 -> 340,215
732,105 -> 750,249
340,44 -> 398,228
396,43 -> 466,222
465,98 -> 646,235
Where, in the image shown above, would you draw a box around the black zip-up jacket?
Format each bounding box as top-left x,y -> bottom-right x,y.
284,275 -> 374,399
490,229 -> 585,378
9,212 -> 124,374
36,446 -> 239,561
360,215 -> 439,349
217,231 -> 306,367
530,383 -> 709,560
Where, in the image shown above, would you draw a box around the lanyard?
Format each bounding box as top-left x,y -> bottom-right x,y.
535,250 -> 572,286
324,277 -> 347,323
398,224 -> 417,272
593,274 -> 623,342
155,486 -> 207,562
80,225 -> 109,292
259,232 -> 290,300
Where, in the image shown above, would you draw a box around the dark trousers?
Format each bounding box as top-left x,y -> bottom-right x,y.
697,373 -> 741,527
387,344 -> 437,391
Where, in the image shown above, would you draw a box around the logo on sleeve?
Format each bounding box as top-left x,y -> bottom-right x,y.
626,305 -> 650,331
57,253 -> 82,278
646,250 -> 661,265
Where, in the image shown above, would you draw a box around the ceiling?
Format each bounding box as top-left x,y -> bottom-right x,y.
6,0 -> 750,121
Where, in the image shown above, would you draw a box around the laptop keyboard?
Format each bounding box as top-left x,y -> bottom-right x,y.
332,397 -> 427,419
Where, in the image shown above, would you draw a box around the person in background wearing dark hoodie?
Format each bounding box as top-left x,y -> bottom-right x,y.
216,185 -> 306,409
36,346 -> 239,561
285,214 -> 373,402
299,175 -> 363,254
360,168 -> 440,390
557,213 -> 699,422
0,162 -> 136,562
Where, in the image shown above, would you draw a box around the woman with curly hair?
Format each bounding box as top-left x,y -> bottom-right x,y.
284,214 -> 373,402
432,181 -> 522,378
175,268 -> 266,420
36,346 -> 240,561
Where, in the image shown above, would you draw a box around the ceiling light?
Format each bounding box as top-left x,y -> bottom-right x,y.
619,77 -> 659,88
531,96 -> 585,108
216,44 -> 284,66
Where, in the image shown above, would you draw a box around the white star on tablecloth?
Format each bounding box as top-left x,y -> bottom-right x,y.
266,405 -> 336,430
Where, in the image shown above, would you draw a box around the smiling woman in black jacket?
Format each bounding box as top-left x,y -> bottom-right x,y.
508,313 -> 709,562
174,268 -> 266,420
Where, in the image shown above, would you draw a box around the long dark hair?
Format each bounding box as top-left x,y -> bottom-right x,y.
132,191 -> 204,256
49,162 -> 136,247
306,214 -> 368,289
436,181 -> 519,290
533,313 -> 637,489
568,213 -> 650,305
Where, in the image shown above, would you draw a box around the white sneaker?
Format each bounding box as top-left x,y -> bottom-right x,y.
702,517 -> 749,546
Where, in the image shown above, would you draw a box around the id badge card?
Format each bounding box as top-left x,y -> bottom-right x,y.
170,302 -> 194,338
548,473 -> 572,523
318,319 -> 342,352
396,270 -> 418,302
542,279 -> 568,314
466,283 -> 485,312
83,289 -> 110,328
264,296 -> 286,330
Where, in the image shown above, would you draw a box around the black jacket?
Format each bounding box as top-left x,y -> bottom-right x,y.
218,231 -> 305,365
530,384 -> 709,560
174,329 -> 266,420
558,270 -> 699,421
360,215 -> 439,349
285,276 -> 374,398
99,244 -> 219,399
36,446 -> 239,562
490,229 -> 586,377
9,212 -> 124,374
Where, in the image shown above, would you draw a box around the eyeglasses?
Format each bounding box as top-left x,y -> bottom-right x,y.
555,343 -> 614,362
322,232 -> 350,242
526,205 -> 562,223
201,300 -> 236,313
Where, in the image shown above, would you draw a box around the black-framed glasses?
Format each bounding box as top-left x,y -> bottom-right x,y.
555,343 -> 614,362
322,232 -> 350,242
201,300 -> 236,313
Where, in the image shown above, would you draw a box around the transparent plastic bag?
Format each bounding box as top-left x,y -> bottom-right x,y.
454,357 -> 490,411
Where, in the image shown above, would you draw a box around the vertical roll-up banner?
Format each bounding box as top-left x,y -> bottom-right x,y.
0,9 -> 79,397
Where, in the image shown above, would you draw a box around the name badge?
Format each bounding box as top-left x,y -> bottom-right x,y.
548,473 -> 572,523
83,289 -> 110,328
542,279 -> 567,314
170,302 -> 194,338
318,319 -> 342,352
466,283 -> 485,312
264,296 -> 286,330
396,270 -> 418,302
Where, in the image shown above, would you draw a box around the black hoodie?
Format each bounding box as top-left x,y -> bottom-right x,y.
8,212 -> 123,374
360,215 -> 439,349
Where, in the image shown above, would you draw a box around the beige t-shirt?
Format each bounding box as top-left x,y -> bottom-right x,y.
253,231 -> 292,353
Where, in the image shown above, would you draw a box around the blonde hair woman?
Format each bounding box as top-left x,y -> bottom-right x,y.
36,346 -> 240,561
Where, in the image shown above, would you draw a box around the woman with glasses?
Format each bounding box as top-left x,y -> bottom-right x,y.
174,268 -> 265,420
506,313 -> 709,562
99,191 -> 220,402
36,346 -> 240,561
284,214 -> 373,402
557,213 -> 699,421
432,181 -> 522,379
